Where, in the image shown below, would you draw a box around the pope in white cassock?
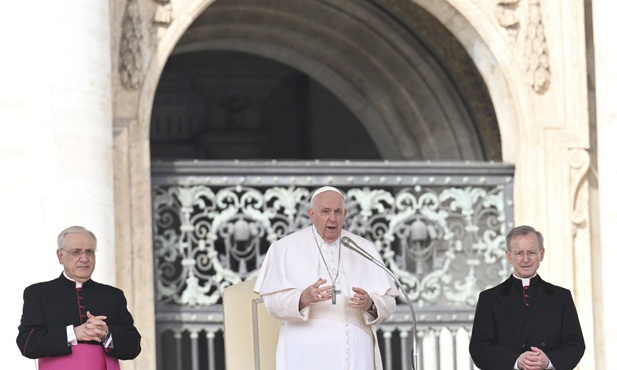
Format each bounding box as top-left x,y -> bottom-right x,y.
254,186 -> 399,370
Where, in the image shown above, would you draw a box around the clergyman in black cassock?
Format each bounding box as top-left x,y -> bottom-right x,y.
16,226 -> 141,369
469,225 -> 585,370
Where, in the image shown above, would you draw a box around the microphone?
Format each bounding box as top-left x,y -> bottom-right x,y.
341,236 -> 418,370
341,236 -> 375,261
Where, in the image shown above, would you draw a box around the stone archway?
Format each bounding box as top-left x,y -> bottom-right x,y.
112,1 -> 551,369
169,0 -> 500,161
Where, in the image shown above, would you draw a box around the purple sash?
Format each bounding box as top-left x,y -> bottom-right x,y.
38,343 -> 120,370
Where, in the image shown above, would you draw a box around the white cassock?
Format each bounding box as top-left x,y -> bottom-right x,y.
254,226 -> 398,370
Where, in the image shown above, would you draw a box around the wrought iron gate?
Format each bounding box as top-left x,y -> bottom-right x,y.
151,160 -> 514,370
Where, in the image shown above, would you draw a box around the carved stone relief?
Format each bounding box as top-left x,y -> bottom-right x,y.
120,0 -> 144,90
496,0 -> 551,93
569,148 -> 590,235
523,0 -> 551,93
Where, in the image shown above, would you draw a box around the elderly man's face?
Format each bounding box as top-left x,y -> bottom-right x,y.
308,191 -> 347,243
506,233 -> 544,278
56,232 -> 97,283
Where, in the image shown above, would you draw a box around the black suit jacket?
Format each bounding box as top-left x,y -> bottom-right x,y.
17,273 -> 141,361
469,275 -> 584,370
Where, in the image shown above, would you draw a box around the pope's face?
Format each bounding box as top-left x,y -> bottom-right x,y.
506,233 -> 544,278
308,191 -> 347,243
56,232 -> 97,283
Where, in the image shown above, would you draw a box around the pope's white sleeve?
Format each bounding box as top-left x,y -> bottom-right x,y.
262,288 -> 308,321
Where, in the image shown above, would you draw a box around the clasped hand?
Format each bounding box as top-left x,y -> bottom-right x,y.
75,311 -> 108,342
517,346 -> 550,370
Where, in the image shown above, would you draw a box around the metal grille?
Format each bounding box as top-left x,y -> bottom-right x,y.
152,160 -> 514,370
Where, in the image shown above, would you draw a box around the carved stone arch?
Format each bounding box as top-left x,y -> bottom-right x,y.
116,0 -> 526,368
163,0 -> 500,161
412,0 -> 533,164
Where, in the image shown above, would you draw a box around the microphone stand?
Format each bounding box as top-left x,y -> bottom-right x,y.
371,258 -> 418,370
342,237 -> 418,370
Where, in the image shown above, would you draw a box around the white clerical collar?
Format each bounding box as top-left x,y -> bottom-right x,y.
63,271 -> 83,288
512,273 -> 537,287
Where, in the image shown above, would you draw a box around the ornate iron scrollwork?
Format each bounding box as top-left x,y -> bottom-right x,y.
152,161 -> 514,310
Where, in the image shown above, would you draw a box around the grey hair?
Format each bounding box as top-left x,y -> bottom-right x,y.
505,225 -> 544,251
57,226 -> 97,249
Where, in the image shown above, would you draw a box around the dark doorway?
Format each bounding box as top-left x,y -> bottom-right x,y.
151,51 -> 382,161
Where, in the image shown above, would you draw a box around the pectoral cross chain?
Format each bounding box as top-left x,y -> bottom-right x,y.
331,285 -> 341,304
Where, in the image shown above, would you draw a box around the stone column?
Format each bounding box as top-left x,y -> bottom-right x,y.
0,2 -> 115,369
592,0 -> 617,368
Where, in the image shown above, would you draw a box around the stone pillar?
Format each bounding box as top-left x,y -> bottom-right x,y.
0,2 -> 115,369
593,1 -> 617,368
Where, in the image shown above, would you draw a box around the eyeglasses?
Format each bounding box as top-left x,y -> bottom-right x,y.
511,250 -> 540,259
60,248 -> 97,258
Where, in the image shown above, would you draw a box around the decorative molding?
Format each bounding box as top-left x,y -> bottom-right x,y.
523,0 -> 551,93
112,118 -> 134,139
569,148 -> 590,234
406,3 -> 502,161
496,0 -> 551,93
495,0 -> 521,41
120,0 -> 144,90
153,0 -> 173,26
